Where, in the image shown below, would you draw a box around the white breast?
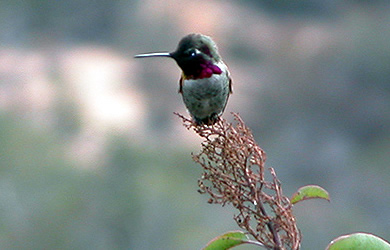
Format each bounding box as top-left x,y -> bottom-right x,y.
181,62 -> 230,121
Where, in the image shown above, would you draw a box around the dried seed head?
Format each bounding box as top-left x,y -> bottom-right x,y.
176,112 -> 301,249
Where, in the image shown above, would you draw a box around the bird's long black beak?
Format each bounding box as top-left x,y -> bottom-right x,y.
134,52 -> 171,58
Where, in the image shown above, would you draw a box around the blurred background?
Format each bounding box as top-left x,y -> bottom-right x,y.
1,0 -> 390,249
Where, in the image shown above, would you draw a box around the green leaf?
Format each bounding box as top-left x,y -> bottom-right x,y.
203,231 -> 252,250
290,185 -> 330,204
326,232 -> 390,250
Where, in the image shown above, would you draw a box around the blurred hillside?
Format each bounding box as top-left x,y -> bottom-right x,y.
0,1 -> 390,249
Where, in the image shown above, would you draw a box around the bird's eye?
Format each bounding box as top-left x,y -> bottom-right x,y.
185,49 -> 197,58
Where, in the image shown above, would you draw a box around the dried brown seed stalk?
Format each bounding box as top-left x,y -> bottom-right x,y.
176,113 -> 301,250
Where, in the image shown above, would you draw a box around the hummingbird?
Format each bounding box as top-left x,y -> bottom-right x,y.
134,33 -> 232,125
